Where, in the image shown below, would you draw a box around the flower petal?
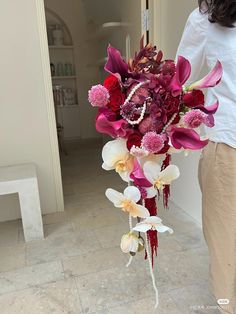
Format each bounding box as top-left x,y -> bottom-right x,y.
169,127 -> 209,150
156,225 -> 174,234
143,161 -> 161,184
194,100 -> 219,115
130,159 -> 152,188
130,204 -> 150,218
102,163 -> 114,171
105,188 -> 124,207
159,165 -> 180,185
146,187 -> 158,198
120,233 -> 139,253
143,216 -> 162,224
124,186 -> 141,203
104,45 -> 129,81
168,56 -> 191,97
119,170 -> 133,183
102,138 -> 129,168
96,112 -> 128,138
188,60 -> 223,90
133,223 -> 151,233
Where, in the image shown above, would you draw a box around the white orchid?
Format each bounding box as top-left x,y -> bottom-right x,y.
105,186 -> 150,218
120,232 -> 144,254
133,216 -> 174,234
143,161 -> 180,193
102,138 -> 134,182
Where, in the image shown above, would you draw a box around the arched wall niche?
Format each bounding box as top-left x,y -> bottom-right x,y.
45,8 -> 73,45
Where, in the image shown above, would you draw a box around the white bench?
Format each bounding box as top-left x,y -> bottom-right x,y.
0,164 -> 44,242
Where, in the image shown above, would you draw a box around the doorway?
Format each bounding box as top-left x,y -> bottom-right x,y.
41,0 -> 146,207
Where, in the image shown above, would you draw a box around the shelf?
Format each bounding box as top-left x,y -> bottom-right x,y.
52,76 -> 76,80
49,45 -> 74,49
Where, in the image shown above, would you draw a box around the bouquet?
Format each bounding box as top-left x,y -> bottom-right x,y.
88,37 -> 222,308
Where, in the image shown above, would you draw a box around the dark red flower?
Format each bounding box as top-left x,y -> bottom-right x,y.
163,94 -> 180,118
107,90 -> 125,113
161,60 -> 176,76
126,131 -> 142,150
183,90 -> 205,108
104,75 -> 120,92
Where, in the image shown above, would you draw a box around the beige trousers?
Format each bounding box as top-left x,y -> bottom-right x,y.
198,141 -> 236,314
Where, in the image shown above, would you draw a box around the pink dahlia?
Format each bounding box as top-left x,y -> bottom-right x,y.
88,84 -> 110,107
183,109 -> 206,129
141,132 -> 165,153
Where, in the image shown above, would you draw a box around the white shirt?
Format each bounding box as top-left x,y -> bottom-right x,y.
177,8 -> 236,148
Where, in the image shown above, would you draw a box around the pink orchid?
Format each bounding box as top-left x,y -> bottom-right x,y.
187,61 -> 223,90
130,159 -> 152,188
168,56 -> 191,97
169,127 -> 209,150
96,111 -> 128,138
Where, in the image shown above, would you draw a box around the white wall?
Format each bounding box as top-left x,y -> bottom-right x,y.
0,0 -> 63,221
152,0 -> 202,223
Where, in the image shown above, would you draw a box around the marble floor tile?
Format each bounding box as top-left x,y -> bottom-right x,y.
0,278 -> 83,314
157,247 -> 209,288
72,206 -> 125,232
42,211 -> 69,225
0,245 -> 26,272
26,223 -> 101,265
93,223 -> 129,249
75,262 -> 172,313
174,229 -> 207,251
169,283 -> 220,314
0,261 -> 64,295
104,293 -> 182,314
63,247 -> 126,277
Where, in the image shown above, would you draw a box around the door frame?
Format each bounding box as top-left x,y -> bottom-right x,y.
149,0 -> 162,46
35,0 -> 64,212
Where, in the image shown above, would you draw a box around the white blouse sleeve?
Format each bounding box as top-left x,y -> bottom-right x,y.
176,8 -> 208,83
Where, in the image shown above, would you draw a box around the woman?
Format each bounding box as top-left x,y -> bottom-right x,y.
177,1 -> 236,313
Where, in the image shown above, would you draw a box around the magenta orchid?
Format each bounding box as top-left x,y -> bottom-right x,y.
104,45 -> 130,81
95,110 -> 128,138
168,127 -> 209,150
187,60 -> 223,90
168,56 -> 191,97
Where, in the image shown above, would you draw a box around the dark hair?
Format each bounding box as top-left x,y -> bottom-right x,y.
199,0 -> 236,27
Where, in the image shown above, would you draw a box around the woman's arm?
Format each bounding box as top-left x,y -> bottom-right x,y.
176,8 -> 208,83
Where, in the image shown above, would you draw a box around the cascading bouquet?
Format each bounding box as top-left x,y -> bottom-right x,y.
88,37 -> 222,308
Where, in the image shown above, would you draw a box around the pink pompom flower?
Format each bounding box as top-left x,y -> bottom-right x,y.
141,132 -> 165,153
183,109 -> 207,129
88,84 -> 110,107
